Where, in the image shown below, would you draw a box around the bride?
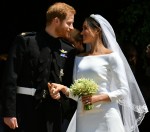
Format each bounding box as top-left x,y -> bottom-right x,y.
48,14 -> 148,132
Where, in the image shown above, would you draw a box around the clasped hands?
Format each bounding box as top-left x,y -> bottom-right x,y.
48,82 -> 94,105
48,82 -> 67,100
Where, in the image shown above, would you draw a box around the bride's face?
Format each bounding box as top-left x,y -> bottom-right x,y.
81,21 -> 99,44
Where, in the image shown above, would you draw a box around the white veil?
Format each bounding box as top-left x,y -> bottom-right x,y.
90,14 -> 148,132
67,14 -> 148,132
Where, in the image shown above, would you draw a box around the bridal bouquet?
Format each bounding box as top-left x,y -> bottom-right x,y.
70,78 -> 98,110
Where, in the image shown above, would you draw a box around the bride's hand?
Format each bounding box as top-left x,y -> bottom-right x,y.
82,95 -> 92,105
82,94 -> 110,104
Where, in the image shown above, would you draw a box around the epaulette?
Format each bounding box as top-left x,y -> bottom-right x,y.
20,32 -> 36,36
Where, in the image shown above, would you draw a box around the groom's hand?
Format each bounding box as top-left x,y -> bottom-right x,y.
4,117 -> 18,129
48,82 -> 61,100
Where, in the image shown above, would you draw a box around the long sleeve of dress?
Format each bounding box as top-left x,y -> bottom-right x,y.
107,53 -> 129,102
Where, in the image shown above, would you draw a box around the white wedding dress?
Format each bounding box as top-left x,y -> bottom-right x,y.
67,52 -> 128,132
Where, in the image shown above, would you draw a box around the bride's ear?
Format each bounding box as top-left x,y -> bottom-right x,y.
95,28 -> 102,36
98,27 -> 102,32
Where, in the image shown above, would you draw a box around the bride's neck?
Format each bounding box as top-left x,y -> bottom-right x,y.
89,43 -> 105,55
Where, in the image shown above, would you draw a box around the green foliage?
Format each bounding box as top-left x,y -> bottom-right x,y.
117,0 -> 150,48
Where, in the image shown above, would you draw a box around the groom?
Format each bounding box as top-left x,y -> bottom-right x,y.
2,2 -> 77,132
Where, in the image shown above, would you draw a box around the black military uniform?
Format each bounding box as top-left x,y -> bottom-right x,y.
2,32 -> 40,132
2,31 -> 77,132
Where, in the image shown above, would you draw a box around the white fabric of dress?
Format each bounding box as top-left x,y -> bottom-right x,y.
67,52 -> 128,132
